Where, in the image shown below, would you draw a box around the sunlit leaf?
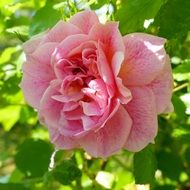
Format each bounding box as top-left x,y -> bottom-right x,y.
115,0 -> 163,34
96,171 -> 115,189
0,105 -> 21,131
172,94 -> 187,120
173,60 -> 190,74
154,0 -> 190,39
29,1 -> 62,36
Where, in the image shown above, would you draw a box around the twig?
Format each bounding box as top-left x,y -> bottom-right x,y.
173,82 -> 189,92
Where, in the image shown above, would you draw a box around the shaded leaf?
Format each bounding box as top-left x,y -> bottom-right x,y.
52,160 -> 82,185
15,139 -> 53,177
134,146 -> 157,184
184,147 -> 190,165
157,150 -> 182,180
0,183 -> 29,190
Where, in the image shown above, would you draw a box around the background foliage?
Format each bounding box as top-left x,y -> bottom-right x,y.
0,0 -> 190,189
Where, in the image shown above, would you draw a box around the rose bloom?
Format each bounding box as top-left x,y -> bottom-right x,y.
20,10 -> 173,158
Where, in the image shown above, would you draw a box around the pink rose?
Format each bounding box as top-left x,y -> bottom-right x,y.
20,10 -> 173,158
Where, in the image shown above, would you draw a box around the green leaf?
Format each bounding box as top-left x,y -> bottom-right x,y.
114,171 -> 133,189
155,185 -> 176,190
173,61 -> 190,74
157,150 -> 182,180
96,171 -> 115,189
134,146 -> 157,184
184,147 -> 190,165
115,0 -> 163,34
0,47 -> 18,65
29,1 -> 62,36
52,160 -> 82,185
9,169 -> 24,183
0,183 -> 29,190
154,0 -> 190,39
172,94 -> 187,120
0,105 -> 21,131
15,139 -> 53,177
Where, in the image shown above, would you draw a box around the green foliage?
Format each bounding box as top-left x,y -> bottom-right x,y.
172,94 -> 187,120
154,0 -> 190,39
157,150 -> 182,180
0,183 -> 29,190
115,0 -> 164,34
52,160 -> 82,185
173,60 -> 190,74
134,146 -> 157,184
15,139 -> 53,177
29,1 -> 62,36
0,0 -> 190,189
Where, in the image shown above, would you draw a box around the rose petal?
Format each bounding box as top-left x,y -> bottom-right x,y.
20,43 -> 58,108
124,87 -> 158,152
20,73 -> 50,109
39,84 -> 63,128
52,93 -> 84,102
43,21 -> 82,42
96,42 -> 114,85
120,33 -> 166,86
69,10 -> 99,34
148,55 -> 173,113
63,107 -> 83,120
116,77 -> 132,104
81,115 -> 97,131
89,22 -> 125,61
23,31 -> 47,54
81,101 -> 102,116
30,42 -> 58,64
49,127 -> 79,149
62,102 -> 79,112
52,34 -> 89,66
112,51 -> 124,76
58,119 -> 83,137
78,105 -> 132,158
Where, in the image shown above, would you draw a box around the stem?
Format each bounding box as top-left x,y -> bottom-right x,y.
173,82 -> 189,92
23,177 -> 43,184
75,178 -> 82,190
112,157 -> 129,170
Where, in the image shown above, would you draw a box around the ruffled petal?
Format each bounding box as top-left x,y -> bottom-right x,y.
20,43 -> 58,108
39,83 -> 63,128
20,73 -> 51,109
124,87 -> 158,152
96,42 -> 114,85
89,22 -> 125,61
30,42 -> 58,64
69,10 -> 99,34
78,105 -> 132,158
23,32 -> 47,54
49,127 -> 79,149
43,21 -> 82,42
148,55 -> 173,113
52,34 -> 89,66
120,33 -> 166,86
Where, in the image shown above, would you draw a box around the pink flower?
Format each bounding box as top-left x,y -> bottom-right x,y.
20,10 -> 173,158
